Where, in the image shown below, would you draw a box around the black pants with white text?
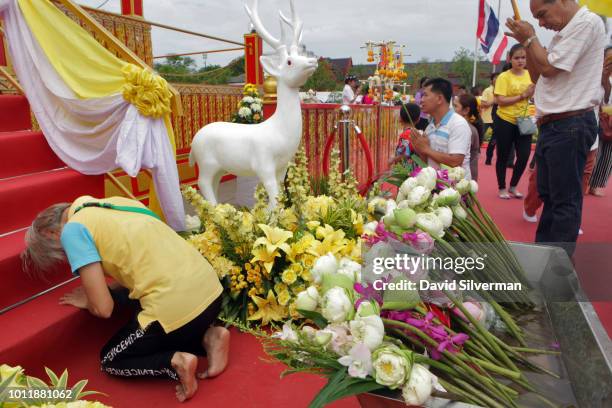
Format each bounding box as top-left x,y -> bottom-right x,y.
99,294 -> 222,380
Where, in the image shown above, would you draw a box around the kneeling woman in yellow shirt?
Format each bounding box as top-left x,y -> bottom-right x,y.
494,44 -> 535,199
22,196 -> 229,402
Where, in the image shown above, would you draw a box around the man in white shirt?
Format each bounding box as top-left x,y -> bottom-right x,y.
411,78 -> 472,179
342,75 -> 360,105
506,0 -> 605,255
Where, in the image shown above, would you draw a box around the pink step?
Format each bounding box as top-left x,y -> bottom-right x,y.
0,130 -> 65,178
0,229 -> 73,312
0,95 -> 31,132
0,168 -> 104,234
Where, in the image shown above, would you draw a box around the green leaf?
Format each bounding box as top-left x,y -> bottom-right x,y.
308,368 -> 348,408
26,376 -> 49,391
44,367 -> 59,386
297,309 -> 328,329
70,379 -> 88,400
55,369 -> 69,391
320,273 -> 354,295
0,369 -> 19,389
328,379 -> 385,403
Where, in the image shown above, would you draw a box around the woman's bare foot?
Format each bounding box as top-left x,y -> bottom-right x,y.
198,326 -> 230,379
171,352 -> 198,402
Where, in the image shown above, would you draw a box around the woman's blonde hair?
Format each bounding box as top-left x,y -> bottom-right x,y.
21,203 -> 70,279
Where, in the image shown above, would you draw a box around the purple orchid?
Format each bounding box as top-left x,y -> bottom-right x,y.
410,167 -> 423,177
431,332 -> 470,360
354,281 -> 385,309
363,222 -> 399,246
402,230 -> 435,254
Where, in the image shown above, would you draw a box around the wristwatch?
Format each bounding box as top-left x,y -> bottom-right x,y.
524,35 -> 538,48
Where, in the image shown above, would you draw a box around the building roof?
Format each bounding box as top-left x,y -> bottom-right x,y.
324,57 -> 353,80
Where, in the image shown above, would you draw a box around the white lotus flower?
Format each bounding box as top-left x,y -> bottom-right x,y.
416,167 -> 437,190
350,315 -> 385,351
402,364 -> 434,405
295,286 -> 319,312
250,103 -> 262,112
338,342 -> 373,379
452,205 -> 467,220
356,300 -> 380,318
363,221 -> 379,236
455,179 -> 471,195
435,206 -> 453,228
315,331 -> 333,346
385,200 -> 398,216
435,188 -> 460,207
399,177 -> 418,197
337,258 -> 362,283
312,253 -> 338,283
396,200 -> 411,209
372,346 -> 411,389
238,107 -> 252,118
396,192 -> 406,203
448,166 -> 466,181
415,213 -> 445,238
321,287 -> 353,323
469,180 -> 479,194
406,186 -> 431,208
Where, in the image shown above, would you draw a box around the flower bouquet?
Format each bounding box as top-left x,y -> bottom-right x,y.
183,147 -> 368,326
231,83 -> 264,124
235,243 -> 560,408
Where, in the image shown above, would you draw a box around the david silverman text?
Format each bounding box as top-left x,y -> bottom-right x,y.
372,279 -> 522,292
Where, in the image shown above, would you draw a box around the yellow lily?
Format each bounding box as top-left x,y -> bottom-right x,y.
286,233 -> 315,263
254,224 -> 293,254
248,290 -> 288,325
251,246 -> 281,274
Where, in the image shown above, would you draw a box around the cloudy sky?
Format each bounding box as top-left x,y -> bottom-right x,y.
78,0 -> 603,68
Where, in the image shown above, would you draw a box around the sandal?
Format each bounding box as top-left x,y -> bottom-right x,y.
509,188 -> 523,199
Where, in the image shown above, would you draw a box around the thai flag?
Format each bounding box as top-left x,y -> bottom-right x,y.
477,0 -> 509,65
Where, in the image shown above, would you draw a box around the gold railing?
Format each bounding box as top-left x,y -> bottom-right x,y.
53,1 -> 153,66
171,83 -> 243,154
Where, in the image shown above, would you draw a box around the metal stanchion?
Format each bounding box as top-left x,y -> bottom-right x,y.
338,105 -> 352,173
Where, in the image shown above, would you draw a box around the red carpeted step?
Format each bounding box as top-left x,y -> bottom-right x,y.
0,131 -> 65,179
0,168 -> 104,234
0,95 -> 31,132
0,229 -> 72,312
0,285 -> 359,408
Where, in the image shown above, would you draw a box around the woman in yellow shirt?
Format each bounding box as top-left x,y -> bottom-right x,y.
22,196 -> 229,402
494,44 -> 535,199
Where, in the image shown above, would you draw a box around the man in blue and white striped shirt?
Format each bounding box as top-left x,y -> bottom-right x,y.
411,78 -> 473,179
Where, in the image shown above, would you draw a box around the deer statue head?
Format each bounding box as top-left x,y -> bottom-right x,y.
245,0 -> 317,89
189,0 -> 316,211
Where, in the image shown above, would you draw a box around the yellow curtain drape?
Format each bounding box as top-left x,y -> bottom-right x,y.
579,0 -> 612,17
17,0 -> 179,223
17,0 -> 125,98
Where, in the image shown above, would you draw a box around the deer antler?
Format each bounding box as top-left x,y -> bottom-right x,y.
279,0 -> 303,51
244,0 -> 283,50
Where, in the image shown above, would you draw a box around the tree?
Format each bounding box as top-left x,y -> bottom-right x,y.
302,59 -> 339,91
451,47 -> 488,88
407,57 -> 445,90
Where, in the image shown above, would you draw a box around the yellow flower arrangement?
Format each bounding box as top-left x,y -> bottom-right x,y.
121,63 -> 172,118
181,145 -> 368,327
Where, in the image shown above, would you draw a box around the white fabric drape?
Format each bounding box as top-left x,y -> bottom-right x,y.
0,0 -> 185,230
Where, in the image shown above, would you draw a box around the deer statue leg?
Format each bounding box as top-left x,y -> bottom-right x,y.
197,163 -> 221,205
258,167 -> 280,211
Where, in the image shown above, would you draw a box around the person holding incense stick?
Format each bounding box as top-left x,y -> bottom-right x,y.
505,0 -> 605,255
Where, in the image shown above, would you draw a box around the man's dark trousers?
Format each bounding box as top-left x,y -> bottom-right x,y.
535,111 -> 597,256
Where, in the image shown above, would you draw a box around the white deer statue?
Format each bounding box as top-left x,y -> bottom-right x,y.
189,0 -> 317,209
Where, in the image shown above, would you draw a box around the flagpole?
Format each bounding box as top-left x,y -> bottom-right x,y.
472,3 -> 480,87
472,35 -> 479,87
494,0 -> 501,72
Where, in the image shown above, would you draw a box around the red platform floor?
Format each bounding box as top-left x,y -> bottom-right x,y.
14,148 -> 610,408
